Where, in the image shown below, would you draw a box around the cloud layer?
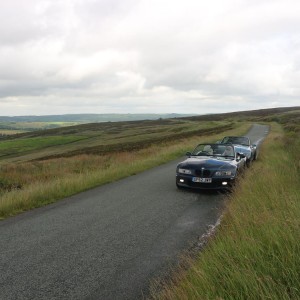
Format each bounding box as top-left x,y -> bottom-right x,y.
0,0 -> 299,115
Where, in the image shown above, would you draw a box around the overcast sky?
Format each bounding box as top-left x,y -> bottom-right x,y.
0,0 -> 300,116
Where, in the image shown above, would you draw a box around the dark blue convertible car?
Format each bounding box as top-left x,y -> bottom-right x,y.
176,143 -> 246,190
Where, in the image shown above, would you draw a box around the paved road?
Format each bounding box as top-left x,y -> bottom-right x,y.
0,124 -> 269,300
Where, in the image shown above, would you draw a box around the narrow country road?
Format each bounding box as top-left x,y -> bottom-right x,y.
0,124 -> 269,300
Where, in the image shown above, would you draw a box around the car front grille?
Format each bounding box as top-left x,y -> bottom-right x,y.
195,169 -> 211,177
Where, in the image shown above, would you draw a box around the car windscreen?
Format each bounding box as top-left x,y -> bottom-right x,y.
191,144 -> 235,158
222,137 -> 249,146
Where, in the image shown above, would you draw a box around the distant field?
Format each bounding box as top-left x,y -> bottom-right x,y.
0,129 -> 27,135
0,121 -> 80,133
0,113 -> 194,132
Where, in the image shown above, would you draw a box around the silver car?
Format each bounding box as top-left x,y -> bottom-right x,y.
220,136 -> 257,167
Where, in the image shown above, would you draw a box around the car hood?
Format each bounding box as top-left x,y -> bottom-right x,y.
178,157 -> 236,170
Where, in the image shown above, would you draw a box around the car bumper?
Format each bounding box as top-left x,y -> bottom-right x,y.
176,174 -> 235,190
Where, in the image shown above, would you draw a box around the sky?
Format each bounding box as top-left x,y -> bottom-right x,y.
0,0 -> 300,116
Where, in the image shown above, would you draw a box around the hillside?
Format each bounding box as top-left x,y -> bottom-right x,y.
0,113 -> 195,123
183,106 -> 300,121
0,106 -> 299,164
0,118 -> 233,163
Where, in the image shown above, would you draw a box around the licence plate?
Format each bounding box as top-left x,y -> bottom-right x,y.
192,177 -> 212,183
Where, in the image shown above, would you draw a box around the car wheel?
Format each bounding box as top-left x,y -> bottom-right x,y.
253,151 -> 257,160
246,159 -> 251,168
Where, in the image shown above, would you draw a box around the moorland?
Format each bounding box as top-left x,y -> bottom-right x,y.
0,106 -> 299,219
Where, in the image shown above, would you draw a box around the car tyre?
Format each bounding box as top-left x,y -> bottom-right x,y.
253,151 -> 257,160
246,159 -> 251,168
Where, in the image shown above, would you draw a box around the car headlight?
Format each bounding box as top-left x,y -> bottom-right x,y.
178,168 -> 192,175
215,171 -> 233,176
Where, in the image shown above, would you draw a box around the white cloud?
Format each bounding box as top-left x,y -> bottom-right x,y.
0,0 -> 299,115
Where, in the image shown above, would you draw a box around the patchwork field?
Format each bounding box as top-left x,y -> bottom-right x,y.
0,122 -> 80,134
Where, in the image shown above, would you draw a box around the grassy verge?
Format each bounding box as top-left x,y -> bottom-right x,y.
151,123 -> 300,299
0,123 -> 250,219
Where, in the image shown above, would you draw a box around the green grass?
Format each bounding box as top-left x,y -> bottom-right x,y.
151,123 -> 300,300
0,123 -> 250,219
0,135 -> 88,157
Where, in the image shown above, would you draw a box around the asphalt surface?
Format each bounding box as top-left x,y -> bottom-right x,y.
0,124 -> 269,300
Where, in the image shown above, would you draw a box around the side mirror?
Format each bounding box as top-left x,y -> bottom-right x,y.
186,151 -> 192,157
237,153 -> 246,161
251,144 -> 257,149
